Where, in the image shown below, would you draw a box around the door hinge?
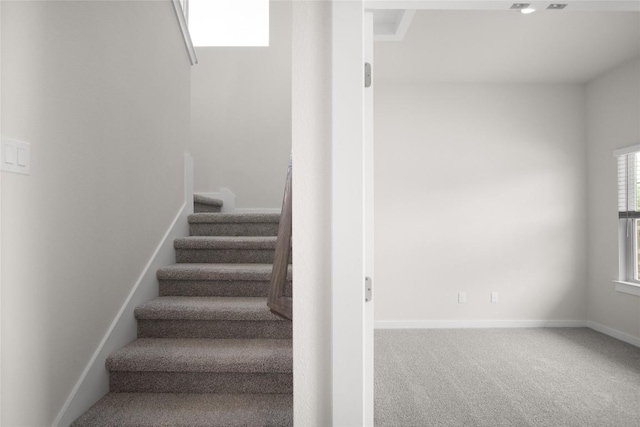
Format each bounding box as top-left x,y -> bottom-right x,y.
365,62 -> 372,88
365,276 -> 372,302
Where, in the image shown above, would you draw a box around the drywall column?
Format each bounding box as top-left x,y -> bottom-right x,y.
0,1 -> 3,421
332,1 -> 366,425
291,0 -> 332,425
586,59 -> 640,342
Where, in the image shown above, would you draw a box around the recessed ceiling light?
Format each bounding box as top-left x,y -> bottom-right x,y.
510,3 -> 536,14
547,3 -> 568,9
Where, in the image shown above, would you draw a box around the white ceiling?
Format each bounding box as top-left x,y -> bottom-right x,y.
374,10 -> 640,83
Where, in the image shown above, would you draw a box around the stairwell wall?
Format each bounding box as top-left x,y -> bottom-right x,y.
0,1 -> 190,425
189,0 -> 292,209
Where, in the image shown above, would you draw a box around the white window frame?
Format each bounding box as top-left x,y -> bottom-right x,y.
613,144 -> 640,296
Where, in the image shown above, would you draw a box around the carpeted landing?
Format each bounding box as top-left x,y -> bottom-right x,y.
375,328 -> 640,427
72,196 -> 292,426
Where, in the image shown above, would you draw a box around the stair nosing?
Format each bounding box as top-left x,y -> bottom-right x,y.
134,296 -> 287,321
157,263 -> 292,281
193,194 -> 223,207
106,338 -> 293,373
71,392 -> 292,427
189,213 -> 280,224
174,236 -> 277,250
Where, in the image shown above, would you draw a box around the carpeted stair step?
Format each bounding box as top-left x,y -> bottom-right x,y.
194,194 -> 223,213
157,263 -> 292,297
189,213 -> 280,236
71,393 -> 293,427
174,236 -> 290,264
107,338 -> 292,394
135,297 -> 292,339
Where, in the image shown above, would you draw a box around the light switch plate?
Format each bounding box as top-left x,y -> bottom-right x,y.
1,138 -> 31,175
17,147 -> 28,166
4,145 -> 16,165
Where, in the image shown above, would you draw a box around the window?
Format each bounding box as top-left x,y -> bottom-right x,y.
188,0 -> 269,47
615,145 -> 640,284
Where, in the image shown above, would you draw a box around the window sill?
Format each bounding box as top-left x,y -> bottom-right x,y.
613,281 -> 640,297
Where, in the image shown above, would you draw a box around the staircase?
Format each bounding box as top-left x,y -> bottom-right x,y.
72,195 -> 293,427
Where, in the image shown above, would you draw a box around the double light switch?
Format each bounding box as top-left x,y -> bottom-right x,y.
1,138 -> 31,175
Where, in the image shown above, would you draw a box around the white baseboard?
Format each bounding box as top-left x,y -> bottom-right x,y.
587,321 -> 640,347
375,320 -> 588,329
53,153 -> 194,427
374,319 -> 640,348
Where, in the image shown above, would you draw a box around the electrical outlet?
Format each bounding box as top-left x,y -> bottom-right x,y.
458,292 -> 467,304
491,292 -> 499,303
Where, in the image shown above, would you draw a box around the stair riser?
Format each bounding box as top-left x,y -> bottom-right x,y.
175,249 -> 291,264
190,223 -> 279,237
109,371 -> 292,394
194,203 -> 222,213
70,393 -> 293,427
137,320 -> 292,339
159,280 -> 292,297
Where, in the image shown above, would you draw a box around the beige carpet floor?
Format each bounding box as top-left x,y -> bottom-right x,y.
375,328 -> 640,427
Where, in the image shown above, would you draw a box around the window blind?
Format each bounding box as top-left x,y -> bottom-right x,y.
617,152 -> 640,217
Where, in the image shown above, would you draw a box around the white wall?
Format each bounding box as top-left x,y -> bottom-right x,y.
189,0 -> 291,209
374,83 -> 588,324
586,59 -> 640,341
1,1 -> 191,425
291,0 -> 332,425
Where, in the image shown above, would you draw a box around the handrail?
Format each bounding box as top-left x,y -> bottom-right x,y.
267,157 -> 293,320
172,0 -> 198,65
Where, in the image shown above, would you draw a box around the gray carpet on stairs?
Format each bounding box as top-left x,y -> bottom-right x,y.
193,194 -> 223,213
157,264 -> 292,298
71,393 -> 293,427
157,264 -> 292,281
72,201 -> 293,426
135,297 -> 292,339
109,370 -> 292,394
135,297 -> 288,321
174,237 -> 284,264
189,213 -> 280,237
375,328 -> 640,427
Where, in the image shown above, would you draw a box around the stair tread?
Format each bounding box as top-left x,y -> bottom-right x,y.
157,263 -> 292,281
174,236 -> 277,249
189,213 -> 280,224
107,338 -> 292,373
193,194 -> 223,207
71,393 -> 292,427
135,297 -> 285,321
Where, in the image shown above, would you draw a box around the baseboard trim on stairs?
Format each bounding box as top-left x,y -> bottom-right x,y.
587,321 -> 640,347
374,320 -> 588,329
53,154 -> 194,427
